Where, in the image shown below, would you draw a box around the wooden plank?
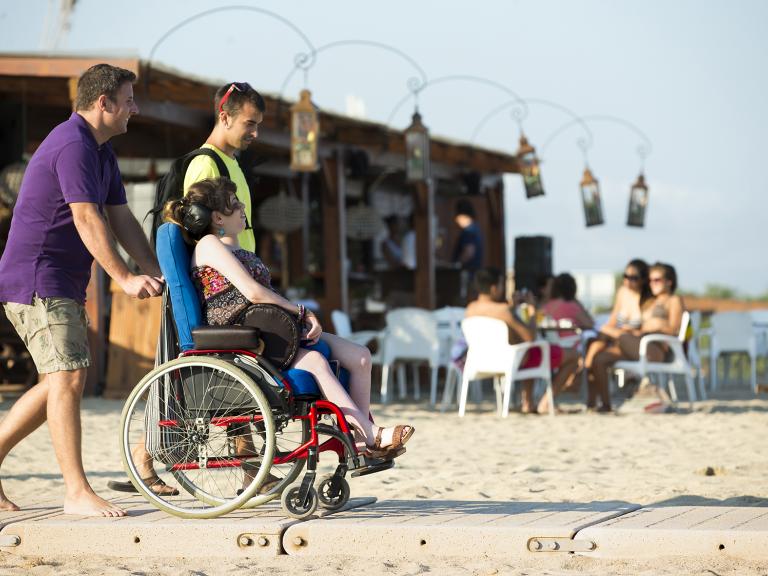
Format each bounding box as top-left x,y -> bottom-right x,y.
283,499 -> 640,557
0,55 -> 141,78
576,506 -> 768,559
0,496 -> 375,558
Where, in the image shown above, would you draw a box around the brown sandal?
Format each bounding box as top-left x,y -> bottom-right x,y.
369,425 -> 415,452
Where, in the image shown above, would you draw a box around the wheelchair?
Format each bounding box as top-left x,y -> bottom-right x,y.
119,223 -> 395,519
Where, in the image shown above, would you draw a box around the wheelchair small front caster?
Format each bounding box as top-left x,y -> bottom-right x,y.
316,473 -> 350,511
281,483 -> 318,519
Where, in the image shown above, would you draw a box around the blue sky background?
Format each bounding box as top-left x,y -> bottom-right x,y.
1,0 -> 766,295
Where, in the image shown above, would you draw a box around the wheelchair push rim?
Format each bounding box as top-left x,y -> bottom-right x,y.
120,356 -> 276,519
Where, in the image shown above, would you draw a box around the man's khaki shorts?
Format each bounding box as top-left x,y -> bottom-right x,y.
3,296 -> 90,374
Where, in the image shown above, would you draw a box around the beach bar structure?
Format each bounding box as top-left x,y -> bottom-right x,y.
0,54 -> 519,396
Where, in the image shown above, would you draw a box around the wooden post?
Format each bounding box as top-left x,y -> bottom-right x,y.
485,180 -> 505,270
320,151 -> 347,324
413,180 -> 435,310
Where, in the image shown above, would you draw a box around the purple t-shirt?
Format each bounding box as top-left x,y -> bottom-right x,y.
0,113 -> 126,305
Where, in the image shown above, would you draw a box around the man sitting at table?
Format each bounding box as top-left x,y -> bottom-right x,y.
464,268 -> 579,414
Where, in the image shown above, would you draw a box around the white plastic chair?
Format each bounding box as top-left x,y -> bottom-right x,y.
432,307 -> 465,363
613,311 -> 698,409
379,308 -> 440,404
750,309 -> 768,358
330,310 -> 381,348
454,317 -> 554,417
687,310 -> 707,400
708,311 -> 758,393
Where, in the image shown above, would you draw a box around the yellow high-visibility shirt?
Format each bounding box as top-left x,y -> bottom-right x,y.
183,144 -> 255,252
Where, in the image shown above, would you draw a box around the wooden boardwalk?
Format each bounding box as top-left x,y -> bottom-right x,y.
1,498 -> 767,561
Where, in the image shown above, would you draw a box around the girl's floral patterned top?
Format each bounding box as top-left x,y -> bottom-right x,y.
192,249 -> 273,326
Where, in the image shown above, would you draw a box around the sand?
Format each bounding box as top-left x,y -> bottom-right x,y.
0,386 -> 766,575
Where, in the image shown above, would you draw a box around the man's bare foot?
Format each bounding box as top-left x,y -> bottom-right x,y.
0,496 -> 20,512
63,491 -> 126,517
0,481 -> 20,511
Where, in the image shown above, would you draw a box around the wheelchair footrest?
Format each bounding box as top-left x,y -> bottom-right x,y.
350,458 -> 395,477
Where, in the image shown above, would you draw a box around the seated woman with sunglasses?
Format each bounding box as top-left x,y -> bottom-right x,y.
585,258 -> 651,411
615,263 -> 684,364
164,177 -> 414,458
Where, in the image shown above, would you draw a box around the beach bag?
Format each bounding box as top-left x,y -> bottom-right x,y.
237,304 -> 301,370
617,378 -> 673,414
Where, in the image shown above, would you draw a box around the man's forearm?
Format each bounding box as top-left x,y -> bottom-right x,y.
72,207 -> 132,285
106,206 -> 161,276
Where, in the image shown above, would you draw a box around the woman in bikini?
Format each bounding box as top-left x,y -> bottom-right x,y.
164,177 -> 414,459
616,263 -> 684,363
585,259 -> 651,411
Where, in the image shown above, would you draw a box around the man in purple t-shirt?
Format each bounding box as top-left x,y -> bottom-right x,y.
0,64 -> 163,517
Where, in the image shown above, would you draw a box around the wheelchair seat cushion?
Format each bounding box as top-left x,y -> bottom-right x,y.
282,340 -> 350,397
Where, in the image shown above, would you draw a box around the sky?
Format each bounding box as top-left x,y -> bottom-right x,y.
1,0 -> 766,296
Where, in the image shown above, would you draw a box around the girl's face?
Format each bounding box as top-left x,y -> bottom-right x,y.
214,193 -> 246,237
623,266 -> 641,292
649,269 -> 671,296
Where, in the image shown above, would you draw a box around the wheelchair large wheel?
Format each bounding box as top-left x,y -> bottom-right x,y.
120,356 -> 276,519
229,358 -> 310,508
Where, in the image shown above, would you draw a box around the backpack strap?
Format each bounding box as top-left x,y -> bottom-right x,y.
182,147 -> 230,180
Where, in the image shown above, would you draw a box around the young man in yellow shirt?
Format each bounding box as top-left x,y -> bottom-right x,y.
183,82 -> 265,252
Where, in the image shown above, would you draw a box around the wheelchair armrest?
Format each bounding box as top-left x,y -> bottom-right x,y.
191,325 -> 262,350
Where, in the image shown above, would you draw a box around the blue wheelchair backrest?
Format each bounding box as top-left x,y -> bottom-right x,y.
156,222 -> 203,351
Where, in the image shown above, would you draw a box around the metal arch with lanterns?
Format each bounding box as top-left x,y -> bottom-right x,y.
542,114 -> 653,228
470,97 -> 595,201
278,39 -> 430,177
386,75 -> 529,186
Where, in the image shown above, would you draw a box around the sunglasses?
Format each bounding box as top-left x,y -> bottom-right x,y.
623,273 -> 640,281
218,82 -> 252,113
649,277 -> 666,284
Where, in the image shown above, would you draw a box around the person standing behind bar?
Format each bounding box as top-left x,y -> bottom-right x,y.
183,82 -> 265,253
0,64 -> 164,516
452,199 -> 484,301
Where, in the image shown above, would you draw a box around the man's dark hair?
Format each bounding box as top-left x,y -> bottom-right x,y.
552,273 -> 578,301
474,267 -> 503,295
214,82 -> 266,120
455,198 -> 476,219
74,64 -> 136,111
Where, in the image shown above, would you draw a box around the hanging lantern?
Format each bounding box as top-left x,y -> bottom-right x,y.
404,110 -> 430,182
517,134 -> 544,198
580,167 -> 604,227
626,173 -> 649,227
290,89 -> 319,172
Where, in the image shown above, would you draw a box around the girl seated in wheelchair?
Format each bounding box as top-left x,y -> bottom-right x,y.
164,177 -> 414,459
